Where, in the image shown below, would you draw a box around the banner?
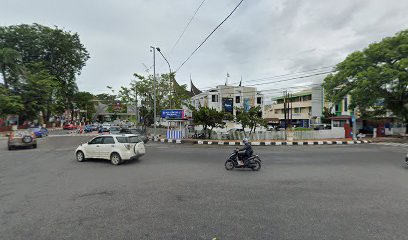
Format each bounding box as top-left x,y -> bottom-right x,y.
161,109 -> 184,119
222,98 -> 233,113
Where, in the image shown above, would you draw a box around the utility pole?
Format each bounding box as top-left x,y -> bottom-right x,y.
150,46 -> 157,140
353,107 -> 357,140
134,80 -> 138,127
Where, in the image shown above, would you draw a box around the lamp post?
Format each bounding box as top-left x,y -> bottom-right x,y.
150,46 -> 157,140
155,47 -> 173,109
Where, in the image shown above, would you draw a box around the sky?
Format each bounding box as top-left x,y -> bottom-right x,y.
1,0 -> 408,98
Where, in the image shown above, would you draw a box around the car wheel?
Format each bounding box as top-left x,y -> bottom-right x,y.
110,153 -> 122,165
76,151 -> 85,162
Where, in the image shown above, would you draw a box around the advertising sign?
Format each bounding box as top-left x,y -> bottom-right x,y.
161,109 -> 184,119
222,98 -> 233,113
243,98 -> 251,112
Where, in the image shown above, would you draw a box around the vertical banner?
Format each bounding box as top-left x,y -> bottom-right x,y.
243,98 -> 251,112
222,98 -> 233,113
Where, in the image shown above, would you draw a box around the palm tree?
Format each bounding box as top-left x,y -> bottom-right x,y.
0,48 -> 24,89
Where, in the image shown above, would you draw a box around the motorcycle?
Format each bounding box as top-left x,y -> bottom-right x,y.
224,149 -> 262,171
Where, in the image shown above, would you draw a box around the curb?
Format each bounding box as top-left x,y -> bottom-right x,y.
154,139 -> 372,145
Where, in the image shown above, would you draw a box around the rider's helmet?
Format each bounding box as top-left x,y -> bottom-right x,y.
243,138 -> 249,144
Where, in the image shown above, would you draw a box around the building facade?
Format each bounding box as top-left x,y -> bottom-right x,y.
189,85 -> 264,117
263,86 -> 324,128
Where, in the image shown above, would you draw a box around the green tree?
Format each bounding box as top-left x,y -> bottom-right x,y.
323,29 -> 408,132
192,106 -> 230,138
321,107 -> 335,124
74,91 -> 96,122
19,69 -> 58,123
236,106 -> 266,135
0,23 -> 90,122
0,47 -> 24,89
0,85 -> 24,116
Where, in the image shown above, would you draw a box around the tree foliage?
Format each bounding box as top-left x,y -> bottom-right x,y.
192,106 -> 231,138
236,106 -> 266,135
116,72 -> 190,127
0,23 -> 90,123
323,30 -> 408,128
0,85 -> 24,115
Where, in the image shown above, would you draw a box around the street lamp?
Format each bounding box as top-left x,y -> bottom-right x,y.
150,46 -> 157,141
155,47 -> 174,109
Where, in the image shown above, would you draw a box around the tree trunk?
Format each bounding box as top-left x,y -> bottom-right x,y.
209,127 -> 213,139
1,66 -> 8,89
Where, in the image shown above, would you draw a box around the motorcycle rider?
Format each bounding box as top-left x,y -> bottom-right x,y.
238,138 -> 253,166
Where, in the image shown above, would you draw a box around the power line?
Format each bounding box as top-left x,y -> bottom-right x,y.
199,66 -> 335,90
246,71 -> 333,87
230,66 -> 334,85
170,0 -> 207,53
175,0 -> 245,72
198,70 -> 332,93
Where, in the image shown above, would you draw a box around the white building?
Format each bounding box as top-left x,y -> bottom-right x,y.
189,85 -> 264,117
263,86 -> 324,128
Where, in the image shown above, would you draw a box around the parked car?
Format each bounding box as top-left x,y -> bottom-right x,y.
119,128 -> 148,143
8,130 -> 37,150
84,125 -> 94,133
63,124 -> 77,130
102,122 -> 111,132
27,127 -> 48,137
109,126 -> 121,134
91,123 -> 99,131
75,134 -> 146,165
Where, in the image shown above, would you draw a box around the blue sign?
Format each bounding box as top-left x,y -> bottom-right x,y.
222,98 -> 233,113
161,109 -> 184,119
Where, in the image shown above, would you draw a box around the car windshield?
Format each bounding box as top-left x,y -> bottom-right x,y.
13,131 -> 30,137
128,136 -> 141,143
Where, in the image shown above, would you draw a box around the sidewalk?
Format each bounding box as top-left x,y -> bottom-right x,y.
154,138 -> 371,146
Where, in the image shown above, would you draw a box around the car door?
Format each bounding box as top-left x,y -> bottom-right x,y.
86,137 -> 103,158
99,136 -> 116,160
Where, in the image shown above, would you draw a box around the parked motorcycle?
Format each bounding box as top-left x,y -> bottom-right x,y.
224,149 -> 262,171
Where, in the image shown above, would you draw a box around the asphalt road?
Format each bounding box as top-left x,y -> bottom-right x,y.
0,136 -> 407,240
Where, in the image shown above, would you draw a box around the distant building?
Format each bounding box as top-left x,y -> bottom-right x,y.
263,86 -> 324,128
188,84 -> 264,118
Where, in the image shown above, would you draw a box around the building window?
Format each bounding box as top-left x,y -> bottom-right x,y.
294,108 -> 300,113
302,95 -> 312,101
308,107 -> 312,113
257,97 -> 262,104
212,95 -> 218,102
344,97 -> 348,111
235,96 -> 240,103
277,99 -> 284,104
335,104 -> 340,112
275,110 -> 279,114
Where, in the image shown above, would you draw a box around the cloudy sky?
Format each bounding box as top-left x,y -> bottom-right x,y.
1,0 -> 408,98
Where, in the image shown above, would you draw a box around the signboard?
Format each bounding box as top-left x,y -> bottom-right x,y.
222,98 -> 233,113
243,98 -> 251,112
161,109 -> 184,119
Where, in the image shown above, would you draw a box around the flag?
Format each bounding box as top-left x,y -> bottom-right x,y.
239,75 -> 242,87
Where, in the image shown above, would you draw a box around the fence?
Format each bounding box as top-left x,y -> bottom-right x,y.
385,127 -> 406,136
221,128 -> 345,140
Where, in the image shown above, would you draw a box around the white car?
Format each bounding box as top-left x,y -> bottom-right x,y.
75,134 -> 146,165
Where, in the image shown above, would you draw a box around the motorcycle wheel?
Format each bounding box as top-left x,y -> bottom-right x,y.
225,160 -> 234,170
251,160 -> 261,171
